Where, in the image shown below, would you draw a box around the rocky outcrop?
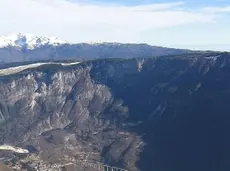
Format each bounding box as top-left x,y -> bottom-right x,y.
0,52 -> 230,171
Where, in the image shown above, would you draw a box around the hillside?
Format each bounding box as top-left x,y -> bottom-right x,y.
0,52 -> 229,171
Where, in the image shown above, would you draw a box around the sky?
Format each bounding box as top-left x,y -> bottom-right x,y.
0,0 -> 230,51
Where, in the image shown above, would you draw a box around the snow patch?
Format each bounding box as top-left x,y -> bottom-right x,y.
0,145 -> 29,154
0,62 -> 81,76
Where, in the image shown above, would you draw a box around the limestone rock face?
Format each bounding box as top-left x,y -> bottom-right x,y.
0,52 -> 230,171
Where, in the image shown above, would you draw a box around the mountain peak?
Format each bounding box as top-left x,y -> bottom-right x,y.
0,33 -> 68,49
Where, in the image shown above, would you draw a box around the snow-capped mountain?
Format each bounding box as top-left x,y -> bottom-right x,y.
0,33 -> 68,49
0,33 -> 195,63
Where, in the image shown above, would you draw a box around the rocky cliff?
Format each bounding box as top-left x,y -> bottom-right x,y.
0,52 -> 230,171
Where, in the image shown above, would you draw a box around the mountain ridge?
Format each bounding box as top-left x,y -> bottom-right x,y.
0,33 -> 197,63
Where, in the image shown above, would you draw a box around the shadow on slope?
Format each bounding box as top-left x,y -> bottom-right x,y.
89,53 -> 230,171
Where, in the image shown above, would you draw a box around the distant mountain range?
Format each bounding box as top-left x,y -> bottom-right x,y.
0,33 -> 196,63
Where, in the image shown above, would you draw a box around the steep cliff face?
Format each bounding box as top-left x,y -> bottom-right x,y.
0,61 -> 143,171
0,52 -> 230,171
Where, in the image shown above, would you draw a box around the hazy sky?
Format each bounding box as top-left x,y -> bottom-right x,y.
0,0 -> 230,51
